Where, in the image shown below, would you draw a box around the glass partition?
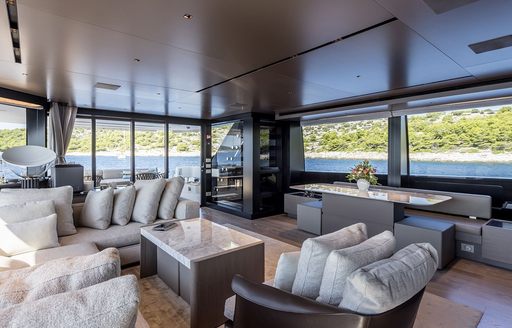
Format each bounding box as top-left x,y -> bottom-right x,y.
408,106 -> 512,178
302,118 -> 388,174
211,121 -> 243,210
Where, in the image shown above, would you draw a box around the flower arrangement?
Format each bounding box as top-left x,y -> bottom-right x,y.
346,160 -> 378,185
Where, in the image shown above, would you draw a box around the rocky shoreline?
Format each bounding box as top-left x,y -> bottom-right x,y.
305,151 -> 512,163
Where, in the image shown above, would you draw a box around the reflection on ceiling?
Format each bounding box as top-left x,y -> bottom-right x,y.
0,0 -> 511,119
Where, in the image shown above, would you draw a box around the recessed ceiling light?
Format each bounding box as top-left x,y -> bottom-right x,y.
134,58 -> 141,62
183,14 -> 192,19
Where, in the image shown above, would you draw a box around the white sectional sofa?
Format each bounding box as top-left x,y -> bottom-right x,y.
0,178 -> 200,271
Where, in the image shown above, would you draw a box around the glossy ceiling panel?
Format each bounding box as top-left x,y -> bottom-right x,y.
266,20 -> 471,100
18,0 -> 393,72
376,0 -> 512,69
16,4 -> 243,93
179,69 -> 355,118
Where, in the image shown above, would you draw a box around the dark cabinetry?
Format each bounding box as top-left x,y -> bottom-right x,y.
206,115 -> 283,219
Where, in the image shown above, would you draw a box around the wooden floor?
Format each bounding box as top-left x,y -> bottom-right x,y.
200,207 -> 512,328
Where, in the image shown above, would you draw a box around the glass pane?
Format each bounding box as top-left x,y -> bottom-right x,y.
67,118 -> 92,179
303,119 -> 388,174
211,121 -> 243,211
96,119 -> 131,186
408,106 -> 512,178
0,105 -> 26,181
169,124 -> 201,202
134,122 -> 165,179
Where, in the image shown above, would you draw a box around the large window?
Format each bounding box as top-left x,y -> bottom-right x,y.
302,118 -> 388,174
134,122 -> 165,177
96,120 -> 131,186
67,118 -> 92,171
408,106 -> 512,178
0,105 -> 26,180
169,124 -> 201,202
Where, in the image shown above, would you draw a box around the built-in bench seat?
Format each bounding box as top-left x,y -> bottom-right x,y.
405,209 -> 486,237
332,181 -> 493,266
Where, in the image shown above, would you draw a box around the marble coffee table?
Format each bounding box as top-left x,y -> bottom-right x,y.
140,218 -> 264,328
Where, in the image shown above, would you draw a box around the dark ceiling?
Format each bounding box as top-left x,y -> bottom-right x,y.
0,0 -> 512,119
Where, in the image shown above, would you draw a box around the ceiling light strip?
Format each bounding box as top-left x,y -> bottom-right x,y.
5,0 -> 21,63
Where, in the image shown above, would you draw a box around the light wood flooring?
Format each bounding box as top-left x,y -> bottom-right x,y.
133,207 -> 512,328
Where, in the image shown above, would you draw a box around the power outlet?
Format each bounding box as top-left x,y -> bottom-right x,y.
461,243 -> 475,253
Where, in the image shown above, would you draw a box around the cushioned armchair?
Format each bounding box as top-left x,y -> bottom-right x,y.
226,274 -> 425,328
225,236 -> 438,328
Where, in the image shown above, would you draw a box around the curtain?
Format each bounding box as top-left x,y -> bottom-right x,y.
49,102 -> 77,164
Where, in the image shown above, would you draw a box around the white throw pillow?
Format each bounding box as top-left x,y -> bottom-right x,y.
317,230 -> 396,306
158,176 -> 185,220
273,251 -> 301,292
0,275 -> 139,328
0,200 -> 55,224
291,223 -> 368,299
0,214 -> 59,256
79,188 -> 114,230
132,179 -> 166,224
340,243 -> 438,314
0,248 -> 120,308
112,186 -> 136,225
0,186 -> 76,236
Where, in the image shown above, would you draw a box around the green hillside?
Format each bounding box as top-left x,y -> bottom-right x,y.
303,107 -> 512,154
1,107 -> 512,155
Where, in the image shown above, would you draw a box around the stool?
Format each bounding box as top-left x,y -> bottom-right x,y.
297,201 -> 322,235
395,216 -> 455,269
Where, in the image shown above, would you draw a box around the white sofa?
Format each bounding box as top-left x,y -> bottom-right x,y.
0,186 -> 200,271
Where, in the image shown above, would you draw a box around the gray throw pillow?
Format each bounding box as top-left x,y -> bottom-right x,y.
317,230 -> 396,306
0,214 -> 59,257
112,186 -> 136,225
158,176 -> 185,220
79,188 -> 114,230
0,186 -> 76,236
0,248 -> 121,308
0,275 -> 139,328
0,200 -> 56,224
340,243 -> 438,314
273,251 -> 300,292
132,179 -> 166,224
291,223 -> 368,299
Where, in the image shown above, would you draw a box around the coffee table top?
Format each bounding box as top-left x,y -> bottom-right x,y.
141,218 -> 263,268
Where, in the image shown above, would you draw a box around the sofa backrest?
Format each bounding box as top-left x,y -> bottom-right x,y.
333,181 -> 492,219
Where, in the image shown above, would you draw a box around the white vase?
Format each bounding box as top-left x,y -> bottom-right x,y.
357,179 -> 370,192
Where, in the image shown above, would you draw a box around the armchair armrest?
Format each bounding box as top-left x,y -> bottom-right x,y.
230,274 -> 363,328
273,251 -> 300,292
174,198 -> 200,219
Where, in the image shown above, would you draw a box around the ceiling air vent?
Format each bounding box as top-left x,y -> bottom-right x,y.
469,35 -> 512,54
94,82 -> 121,90
423,0 -> 479,14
